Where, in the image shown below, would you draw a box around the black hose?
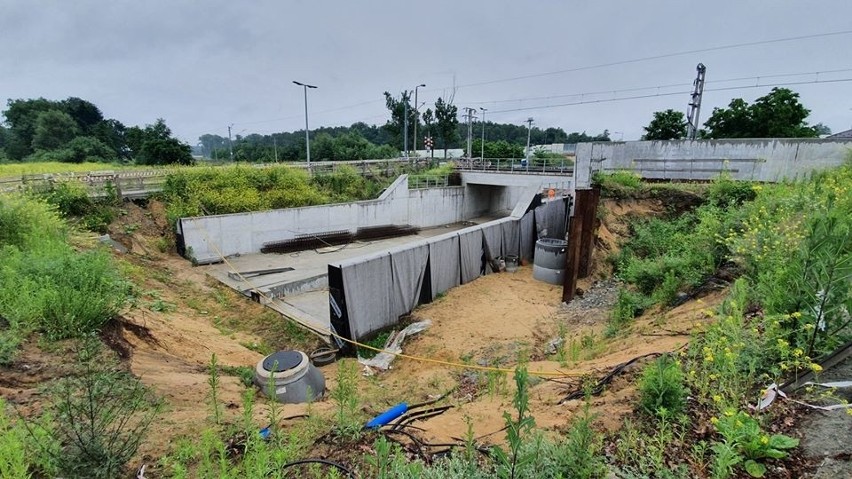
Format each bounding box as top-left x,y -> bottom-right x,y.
280,458 -> 355,478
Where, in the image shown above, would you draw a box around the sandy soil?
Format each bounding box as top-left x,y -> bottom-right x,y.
0,194 -> 734,470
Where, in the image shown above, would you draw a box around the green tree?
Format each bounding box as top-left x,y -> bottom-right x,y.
137,137 -> 193,165
383,91 -> 416,151
65,136 -> 117,163
32,110 -> 79,151
704,88 -> 818,139
813,123 -> 831,136
434,97 -> 459,158
60,97 -> 104,134
642,109 -> 687,140
3,98 -> 57,159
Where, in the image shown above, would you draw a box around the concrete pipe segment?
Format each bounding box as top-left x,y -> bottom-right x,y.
254,350 -> 325,403
532,238 -> 567,285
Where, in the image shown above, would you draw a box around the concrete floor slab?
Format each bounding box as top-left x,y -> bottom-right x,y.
204,216 -> 504,336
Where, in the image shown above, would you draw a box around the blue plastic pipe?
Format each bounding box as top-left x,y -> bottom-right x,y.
365,402 -> 408,429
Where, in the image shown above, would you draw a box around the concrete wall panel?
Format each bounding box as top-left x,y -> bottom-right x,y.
575,139 -> 852,187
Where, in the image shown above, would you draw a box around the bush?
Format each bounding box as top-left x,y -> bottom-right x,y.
605,289 -> 651,337
46,340 -> 161,479
0,398 -> 29,478
707,173 -> 756,207
39,181 -> 93,217
638,355 -> 687,418
0,243 -> 128,340
160,165 -> 337,224
592,170 -> 642,196
0,194 -> 65,250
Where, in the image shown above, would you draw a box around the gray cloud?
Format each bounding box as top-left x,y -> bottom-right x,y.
1,0 -> 851,143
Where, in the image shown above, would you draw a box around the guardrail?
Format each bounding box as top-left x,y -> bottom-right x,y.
408,175 -> 452,189
454,157 -> 574,175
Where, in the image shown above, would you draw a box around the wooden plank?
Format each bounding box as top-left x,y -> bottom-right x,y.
577,187 -> 601,278
562,215 -> 583,303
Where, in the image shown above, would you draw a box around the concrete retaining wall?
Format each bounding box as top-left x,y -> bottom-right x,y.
408,186 -> 465,227
574,139 -> 852,187
179,172 -> 569,264
179,177 -> 469,264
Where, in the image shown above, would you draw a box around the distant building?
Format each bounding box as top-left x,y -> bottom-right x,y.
827,128 -> 852,139
525,143 -> 578,156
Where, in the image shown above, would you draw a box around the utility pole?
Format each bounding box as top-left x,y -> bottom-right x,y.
273,136 -> 278,162
293,80 -> 318,166
227,124 -> 234,161
686,63 -> 706,140
480,107 -> 487,159
413,84 -> 425,159
525,117 -> 534,163
463,107 -> 476,158
403,90 -> 410,160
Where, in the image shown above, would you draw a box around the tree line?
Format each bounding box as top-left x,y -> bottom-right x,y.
1,87 -> 831,166
200,92 -> 612,163
0,97 -> 194,165
641,87 -> 831,140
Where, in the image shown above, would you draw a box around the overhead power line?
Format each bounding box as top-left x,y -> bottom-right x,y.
464,68 -> 852,106
227,30 -> 852,130
484,77 -> 852,115
447,29 -> 852,90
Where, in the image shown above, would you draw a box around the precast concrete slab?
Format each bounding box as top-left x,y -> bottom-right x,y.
204,217 -> 503,336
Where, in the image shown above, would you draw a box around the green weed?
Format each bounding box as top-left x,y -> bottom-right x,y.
330,360 -> 362,440
638,355 -> 687,418
605,288 -> 651,337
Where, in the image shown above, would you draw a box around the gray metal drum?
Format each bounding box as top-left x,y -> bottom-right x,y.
533,238 -> 567,285
254,350 -> 325,403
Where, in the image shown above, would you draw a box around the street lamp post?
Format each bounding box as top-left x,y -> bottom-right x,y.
227,123 -> 234,161
479,107 -> 487,160
293,80 -> 318,167
413,84 -> 425,159
525,117 -> 534,166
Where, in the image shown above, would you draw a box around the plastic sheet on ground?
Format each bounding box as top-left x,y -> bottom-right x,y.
358,320 -> 432,371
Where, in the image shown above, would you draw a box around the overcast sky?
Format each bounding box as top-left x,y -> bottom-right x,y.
2,0 -> 851,144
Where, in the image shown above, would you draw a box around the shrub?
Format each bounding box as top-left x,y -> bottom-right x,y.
0,194 -> 65,250
592,170 -> 642,196
560,402 -> 607,478
0,244 -> 128,340
605,289 -> 651,337
0,399 -> 29,478
39,181 -> 93,217
707,173 -> 756,207
639,355 -> 687,418
159,165 -> 339,224
46,340 -> 161,479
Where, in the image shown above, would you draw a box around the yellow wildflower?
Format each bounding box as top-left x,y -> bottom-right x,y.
713,395 -> 722,403
791,311 -> 802,319
710,417 -> 719,425
810,363 -> 823,373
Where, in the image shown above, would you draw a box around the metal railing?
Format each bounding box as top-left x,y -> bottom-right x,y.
408,175 -> 452,189
454,157 -> 574,175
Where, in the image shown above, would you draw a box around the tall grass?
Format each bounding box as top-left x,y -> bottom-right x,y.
159,164 -> 387,224
0,194 -> 128,362
0,161 -> 158,177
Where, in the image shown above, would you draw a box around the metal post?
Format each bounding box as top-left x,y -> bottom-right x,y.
525,117 -> 533,169
293,81 -> 318,167
273,137 -> 278,162
413,84 -> 425,159
480,107 -> 487,160
403,90 -> 409,160
227,124 -> 234,161
686,63 -> 707,140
